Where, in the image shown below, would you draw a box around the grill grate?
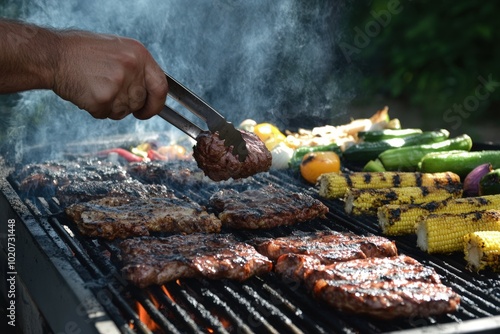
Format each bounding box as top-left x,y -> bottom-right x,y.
6,166 -> 500,334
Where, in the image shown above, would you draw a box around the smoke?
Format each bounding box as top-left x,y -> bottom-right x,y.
3,0 -> 356,158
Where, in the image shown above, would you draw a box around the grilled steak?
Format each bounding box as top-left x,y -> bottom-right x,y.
11,159 -> 129,196
306,254 -> 440,286
308,255 -> 460,319
127,160 -> 208,185
209,185 -> 329,229
193,130 -> 272,181
127,160 -> 255,190
119,234 -> 273,287
66,195 -> 221,240
274,254 -> 322,284
56,179 -> 171,206
257,231 -> 397,282
254,230 -> 397,261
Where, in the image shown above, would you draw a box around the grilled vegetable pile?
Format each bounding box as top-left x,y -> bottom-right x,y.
317,167 -> 500,272
375,185 -> 500,272
242,106 -> 498,187
244,106 -> 500,272
242,106 -> 399,183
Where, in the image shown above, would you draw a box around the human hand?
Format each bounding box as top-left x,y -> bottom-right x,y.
53,31 -> 168,120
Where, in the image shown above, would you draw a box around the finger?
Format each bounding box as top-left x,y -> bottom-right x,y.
128,85 -> 147,112
86,105 -> 112,119
84,84 -> 119,119
133,66 -> 168,120
110,100 -> 130,120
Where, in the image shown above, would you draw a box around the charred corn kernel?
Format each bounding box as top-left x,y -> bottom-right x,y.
416,210 -> 500,254
345,186 -> 462,215
318,171 -> 461,199
464,231 -> 500,272
378,194 -> 500,236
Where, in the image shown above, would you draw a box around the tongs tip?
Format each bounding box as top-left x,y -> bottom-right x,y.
217,122 -> 248,162
163,72 -> 248,162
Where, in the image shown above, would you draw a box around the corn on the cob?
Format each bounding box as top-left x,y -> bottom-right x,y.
378,194 -> 500,236
318,171 -> 461,199
345,186 -> 462,215
416,210 -> 500,253
464,231 -> 500,272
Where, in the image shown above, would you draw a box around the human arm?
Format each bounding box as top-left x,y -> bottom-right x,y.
0,19 -> 168,120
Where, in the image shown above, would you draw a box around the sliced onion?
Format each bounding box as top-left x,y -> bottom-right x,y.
463,163 -> 492,197
270,142 -> 294,170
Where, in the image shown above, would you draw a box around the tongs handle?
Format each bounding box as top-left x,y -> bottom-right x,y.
157,105 -> 202,140
165,73 -> 226,133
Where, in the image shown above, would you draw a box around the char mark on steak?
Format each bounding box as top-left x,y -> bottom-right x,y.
127,160 -> 208,185
56,179 -> 172,207
11,159 -> 129,197
65,195 -> 221,240
309,255 -> 460,319
254,230 -> 398,262
119,234 -> 273,288
256,230 -> 397,282
209,185 -> 329,229
193,130 -> 272,181
306,254 -> 440,287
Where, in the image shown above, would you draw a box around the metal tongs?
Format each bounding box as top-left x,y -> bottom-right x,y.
158,73 -> 248,161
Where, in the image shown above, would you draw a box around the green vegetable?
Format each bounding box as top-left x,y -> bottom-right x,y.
343,129 -> 450,163
363,159 -> 386,172
289,143 -> 342,170
419,150 -> 500,178
358,128 -> 423,142
379,134 -> 473,171
479,169 -> 500,195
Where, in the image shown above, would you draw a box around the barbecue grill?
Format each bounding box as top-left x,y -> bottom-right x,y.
1,142 -> 500,334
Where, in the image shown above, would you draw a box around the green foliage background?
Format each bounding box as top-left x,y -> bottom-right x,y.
346,0 -> 500,132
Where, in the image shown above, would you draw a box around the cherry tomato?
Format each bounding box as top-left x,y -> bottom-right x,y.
300,151 -> 341,184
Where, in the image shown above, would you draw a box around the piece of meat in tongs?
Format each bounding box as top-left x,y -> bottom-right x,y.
158,73 -> 271,181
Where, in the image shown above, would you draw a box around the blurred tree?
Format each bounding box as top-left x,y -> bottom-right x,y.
344,0 -> 500,131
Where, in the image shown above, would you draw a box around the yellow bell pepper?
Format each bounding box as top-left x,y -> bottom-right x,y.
253,123 -> 286,150
253,123 -> 285,142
